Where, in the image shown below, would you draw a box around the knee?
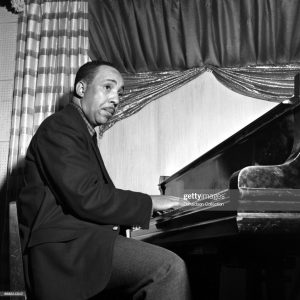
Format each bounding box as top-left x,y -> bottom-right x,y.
136,248 -> 191,299
164,251 -> 189,281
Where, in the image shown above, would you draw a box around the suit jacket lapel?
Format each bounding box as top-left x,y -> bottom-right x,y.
90,136 -> 114,186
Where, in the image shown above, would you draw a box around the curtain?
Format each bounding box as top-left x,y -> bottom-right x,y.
100,64 -> 300,134
101,67 -> 206,133
8,0 -> 89,188
210,65 -> 300,102
89,0 -> 300,129
89,0 -> 300,73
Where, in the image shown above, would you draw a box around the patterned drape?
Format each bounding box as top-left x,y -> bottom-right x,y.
211,65 -> 300,102
8,0 -> 89,181
100,65 -> 300,134
101,67 -> 206,133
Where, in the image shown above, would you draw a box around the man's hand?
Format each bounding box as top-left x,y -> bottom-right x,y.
150,195 -> 188,212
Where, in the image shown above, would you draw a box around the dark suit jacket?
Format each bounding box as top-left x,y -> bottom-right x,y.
18,104 -> 152,300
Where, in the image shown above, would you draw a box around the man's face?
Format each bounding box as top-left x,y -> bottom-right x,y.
80,65 -> 124,127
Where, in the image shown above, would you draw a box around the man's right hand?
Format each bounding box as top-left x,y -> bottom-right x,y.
150,195 -> 188,212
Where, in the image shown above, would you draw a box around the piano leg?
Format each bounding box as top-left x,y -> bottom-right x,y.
265,262 -> 285,300
246,264 -> 264,300
245,259 -> 285,300
184,254 -> 221,300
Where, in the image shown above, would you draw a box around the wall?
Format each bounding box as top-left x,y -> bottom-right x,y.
100,71 -> 277,195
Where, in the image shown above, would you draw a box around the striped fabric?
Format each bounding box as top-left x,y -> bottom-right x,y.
7,0 -> 89,200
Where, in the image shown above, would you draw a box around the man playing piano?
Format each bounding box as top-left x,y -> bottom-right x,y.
18,61 -> 191,300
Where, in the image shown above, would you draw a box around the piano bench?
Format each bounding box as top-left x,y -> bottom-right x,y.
9,201 -> 27,299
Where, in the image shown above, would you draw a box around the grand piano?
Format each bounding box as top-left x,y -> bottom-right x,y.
131,75 -> 300,300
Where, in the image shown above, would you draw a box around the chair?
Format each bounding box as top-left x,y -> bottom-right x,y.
9,201 -> 27,299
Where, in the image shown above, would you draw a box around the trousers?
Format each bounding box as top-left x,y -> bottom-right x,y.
92,234 -> 192,300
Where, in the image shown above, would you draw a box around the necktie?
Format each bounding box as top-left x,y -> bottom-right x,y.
92,132 -> 111,183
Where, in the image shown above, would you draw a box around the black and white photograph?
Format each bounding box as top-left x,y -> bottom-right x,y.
1,0 -> 300,299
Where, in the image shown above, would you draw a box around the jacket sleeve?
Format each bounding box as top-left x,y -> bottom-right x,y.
33,121 -> 152,229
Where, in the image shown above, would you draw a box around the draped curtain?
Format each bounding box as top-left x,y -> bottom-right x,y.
89,0 -> 300,71
8,0 -> 89,177
89,0 -> 300,131
210,65 -> 300,102
102,67 -> 206,133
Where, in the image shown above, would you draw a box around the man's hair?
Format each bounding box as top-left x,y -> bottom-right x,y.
73,60 -> 119,98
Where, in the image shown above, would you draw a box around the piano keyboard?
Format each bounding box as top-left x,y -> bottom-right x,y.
151,189 -> 231,224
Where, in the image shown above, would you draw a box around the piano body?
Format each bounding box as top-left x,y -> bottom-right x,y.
131,80 -> 300,299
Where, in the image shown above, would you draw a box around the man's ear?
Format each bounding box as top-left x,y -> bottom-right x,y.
75,80 -> 87,98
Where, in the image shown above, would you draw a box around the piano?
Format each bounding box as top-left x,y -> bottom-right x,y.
131,75 -> 300,300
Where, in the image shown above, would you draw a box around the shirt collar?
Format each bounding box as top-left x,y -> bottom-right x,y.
70,102 -> 96,137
